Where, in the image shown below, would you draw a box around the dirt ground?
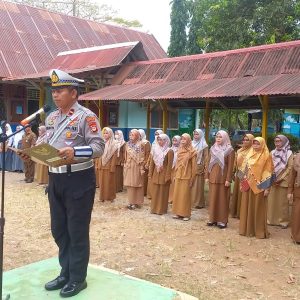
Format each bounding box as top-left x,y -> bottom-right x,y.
2,172 -> 300,300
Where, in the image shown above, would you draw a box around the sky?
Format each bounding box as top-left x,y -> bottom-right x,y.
96,0 -> 171,52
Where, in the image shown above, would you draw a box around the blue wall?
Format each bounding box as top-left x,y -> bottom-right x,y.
282,110 -> 300,138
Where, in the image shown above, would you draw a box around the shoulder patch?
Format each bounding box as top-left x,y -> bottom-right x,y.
86,115 -> 98,133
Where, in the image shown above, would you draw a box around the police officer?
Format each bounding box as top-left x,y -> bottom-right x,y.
43,69 -> 104,297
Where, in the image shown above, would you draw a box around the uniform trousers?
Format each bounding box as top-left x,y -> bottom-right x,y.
48,167 -> 96,282
24,159 -> 35,180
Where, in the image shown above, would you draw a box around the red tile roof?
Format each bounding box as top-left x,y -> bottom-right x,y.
79,40 -> 300,102
0,1 -> 166,78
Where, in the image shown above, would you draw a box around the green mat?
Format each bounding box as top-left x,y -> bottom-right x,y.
3,258 -> 186,299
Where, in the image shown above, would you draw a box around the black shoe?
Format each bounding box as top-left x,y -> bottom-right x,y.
60,280 -> 87,298
45,276 -> 68,291
217,222 -> 227,229
206,222 -> 217,226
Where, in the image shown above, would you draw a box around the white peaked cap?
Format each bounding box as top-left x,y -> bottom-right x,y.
49,69 -> 84,88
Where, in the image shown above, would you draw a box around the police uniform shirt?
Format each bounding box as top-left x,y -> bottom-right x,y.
45,101 -> 104,162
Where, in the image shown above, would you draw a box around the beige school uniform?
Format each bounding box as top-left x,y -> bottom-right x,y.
267,154 -> 293,227
172,155 -> 197,218
143,141 -> 151,196
239,148 -> 273,239
191,147 -> 208,208
206,151 -> 235,224
115,144 -> 125,193
149,150 -> 174,214
288,167 -> 300,243
124,143 -> 145,205
99,152 -> 117,201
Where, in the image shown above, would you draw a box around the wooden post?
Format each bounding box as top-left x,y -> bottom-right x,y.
261,95 -> 269,139
146,101 -> 151,139
204,101 -> 211,141
99,100 -> 104,128
162,100 -> 168,133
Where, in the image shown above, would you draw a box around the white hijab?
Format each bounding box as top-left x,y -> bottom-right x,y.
152,133 -> 171,172
192,129 -> 208,164
151,129 -> 164,155
5,124 -> 13,146
114,130 -> 125,157
13,125 -> 24,148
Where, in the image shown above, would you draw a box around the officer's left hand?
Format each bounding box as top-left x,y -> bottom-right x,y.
58,147 -> 75,161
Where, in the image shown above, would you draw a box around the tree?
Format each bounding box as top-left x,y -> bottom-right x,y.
187,0 -> 203,54
11,0 -> 142,28
168,0 -> 189,57
186,0 -> 300,53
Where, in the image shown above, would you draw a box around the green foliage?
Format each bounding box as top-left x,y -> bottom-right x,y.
184,0 -> 300,53
168,0 -> 190,57
210,109 -> 248,133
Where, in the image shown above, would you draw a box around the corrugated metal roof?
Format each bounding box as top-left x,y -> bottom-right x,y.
0,1 -> 166,78
5,41 -> 147,80
79,40 -> 300,102
118,41 -> 300,85
78,74 -> 300,102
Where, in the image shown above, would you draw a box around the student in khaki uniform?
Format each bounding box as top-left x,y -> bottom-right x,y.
35,125 -> 49,185
124,129 -> 145,209
206,130 -> 234,229
148,134 -> 174,215
114,130 -> 126,193
168,135 -> 181,204
99,127 -> 118,202
230,134 -> 254,218
288,153 -> 300,244
21,126 -> 37,183
267,135 -> 293,228
191,129 -> 208,209
139,129 -> 151,196
147,129 -> 164,199
172,133 -> 197,221
239,137 -> 274,239
19,69 -> 105,297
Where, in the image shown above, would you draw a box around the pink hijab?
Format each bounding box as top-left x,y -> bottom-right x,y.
208,130 -> 233,172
